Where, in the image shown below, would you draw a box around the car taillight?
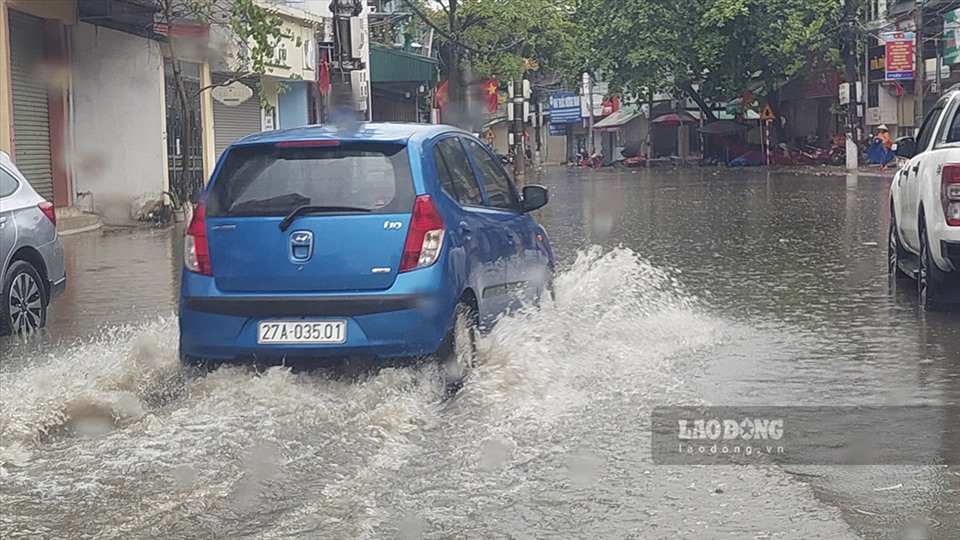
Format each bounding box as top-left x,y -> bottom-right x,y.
399,195 -> 445,273
943,164 -> 960,227
38,202 -> 56,226
184,204 -> 212,275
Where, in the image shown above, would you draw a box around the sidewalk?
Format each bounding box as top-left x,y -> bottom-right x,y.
767,164 -> 897,179
55,206 -> 102,236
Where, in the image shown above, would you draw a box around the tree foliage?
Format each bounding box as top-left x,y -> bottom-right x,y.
402,0 -> 582,97
579,0 -> 843,101
156,0 -> 285,201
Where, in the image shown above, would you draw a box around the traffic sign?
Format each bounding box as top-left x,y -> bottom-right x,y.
760,104 -> 776,122
485,129 -> 495,140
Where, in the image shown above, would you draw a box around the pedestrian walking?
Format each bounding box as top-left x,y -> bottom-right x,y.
875,125 -> 895,171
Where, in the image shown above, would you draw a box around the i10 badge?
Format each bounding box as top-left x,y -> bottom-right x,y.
383,221 -> 403,230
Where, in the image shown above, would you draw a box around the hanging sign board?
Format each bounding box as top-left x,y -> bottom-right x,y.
548,93 -> 582,123
884,32 -> 915,81
211,81 -> 254,107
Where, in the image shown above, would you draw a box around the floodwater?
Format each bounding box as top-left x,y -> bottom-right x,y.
1,167 -> 957,539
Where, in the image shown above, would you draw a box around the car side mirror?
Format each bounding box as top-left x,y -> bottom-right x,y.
521,185 -> 548,212
894,137 -> 916,159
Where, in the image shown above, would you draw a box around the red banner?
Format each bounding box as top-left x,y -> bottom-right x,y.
153,22 -> 209,42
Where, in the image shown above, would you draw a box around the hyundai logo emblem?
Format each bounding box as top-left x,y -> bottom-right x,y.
289,230 -> 314,262
291,232 -> 312,246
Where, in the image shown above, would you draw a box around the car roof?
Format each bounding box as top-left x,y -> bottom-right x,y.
230,122 -> 467,148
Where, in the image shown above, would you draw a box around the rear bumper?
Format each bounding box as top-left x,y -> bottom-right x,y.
178,267 -> 458,362
182,294 -> 425,318
49,276 -> 66,303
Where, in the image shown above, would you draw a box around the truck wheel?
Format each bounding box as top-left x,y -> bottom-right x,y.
919,223 -> 946,312
888,212 -> 910,281
1,260 -> 47,336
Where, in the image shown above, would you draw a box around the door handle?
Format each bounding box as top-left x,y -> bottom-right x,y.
911,164 -> 919,174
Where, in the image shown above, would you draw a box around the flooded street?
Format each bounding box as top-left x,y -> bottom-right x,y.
1,167 -> 958,539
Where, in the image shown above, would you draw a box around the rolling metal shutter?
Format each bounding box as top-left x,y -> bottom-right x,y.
8,10 -> 54,201
212,76 -> 262,160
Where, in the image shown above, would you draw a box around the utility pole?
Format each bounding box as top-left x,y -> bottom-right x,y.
584,72 -> 595,155
914,5 -> 925,130
510,79 -> 529,186
843,0 -> 859,171
328,0 -> 367,119
534,92 -> 542,170
646,89 -> 653,168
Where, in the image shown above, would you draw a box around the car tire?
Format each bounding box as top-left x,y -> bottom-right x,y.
1,260 -> 47,336
545,265 -> 556,303
919,221 -> 946,312
438,301 -> 479,397
888,211 -> 910,281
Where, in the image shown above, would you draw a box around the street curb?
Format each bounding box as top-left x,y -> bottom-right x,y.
57,213 -> 103,237
58,222 -> 102,237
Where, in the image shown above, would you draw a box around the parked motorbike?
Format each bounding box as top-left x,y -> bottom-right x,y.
579,152 -> 603,168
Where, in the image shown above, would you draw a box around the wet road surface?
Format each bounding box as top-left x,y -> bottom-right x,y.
1,167 -> 958,539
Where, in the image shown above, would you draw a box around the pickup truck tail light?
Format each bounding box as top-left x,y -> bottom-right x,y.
943,164 -> 960,227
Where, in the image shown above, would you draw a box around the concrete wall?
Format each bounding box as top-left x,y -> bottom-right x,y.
542,127 -> 568,163
278,81 -> 309,128
71,23 -> 166,224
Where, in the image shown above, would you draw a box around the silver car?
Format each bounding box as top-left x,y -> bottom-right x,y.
0,150 -> 66,335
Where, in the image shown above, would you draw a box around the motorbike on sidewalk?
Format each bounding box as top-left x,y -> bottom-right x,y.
579,152 -> 604,168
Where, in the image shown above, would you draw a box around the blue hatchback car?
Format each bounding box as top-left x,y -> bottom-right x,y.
178,123 -> 554,375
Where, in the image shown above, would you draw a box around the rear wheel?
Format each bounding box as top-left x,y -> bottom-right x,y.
919,222 -> 946,312
179,353 -> 223,374
438,301 -> 479,396
888,211 -> 910,281
1,261 -> 47,336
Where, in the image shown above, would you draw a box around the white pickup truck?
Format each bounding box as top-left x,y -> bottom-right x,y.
888,86 -> 960,310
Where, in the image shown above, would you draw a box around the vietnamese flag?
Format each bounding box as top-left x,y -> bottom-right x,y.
482,78 -> 499,113
317,49 -> 330,96
435,79 -> 449,109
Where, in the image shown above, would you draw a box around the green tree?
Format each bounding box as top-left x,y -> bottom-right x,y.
400,0 -> 582,126
579,0 -> 843,102
156,0 -> 286,204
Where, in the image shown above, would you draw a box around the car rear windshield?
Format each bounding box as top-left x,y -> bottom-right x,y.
206,142 -> 414,217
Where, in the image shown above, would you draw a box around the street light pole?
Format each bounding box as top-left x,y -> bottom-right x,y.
914,5 -> 925,131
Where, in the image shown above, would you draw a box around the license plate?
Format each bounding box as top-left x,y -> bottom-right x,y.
257,321 -> 346,344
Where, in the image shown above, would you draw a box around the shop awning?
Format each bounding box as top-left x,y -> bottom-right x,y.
717,109 -> 760,120
370,44 -> 438,83
593,106 -> 642,130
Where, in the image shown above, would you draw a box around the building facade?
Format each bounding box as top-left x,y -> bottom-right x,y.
1,0 -> 331,224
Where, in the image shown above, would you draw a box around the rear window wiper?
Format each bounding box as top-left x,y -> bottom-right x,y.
279,205 -> 372,231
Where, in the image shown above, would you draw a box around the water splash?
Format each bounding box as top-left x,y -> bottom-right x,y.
0,247 -> 857,539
